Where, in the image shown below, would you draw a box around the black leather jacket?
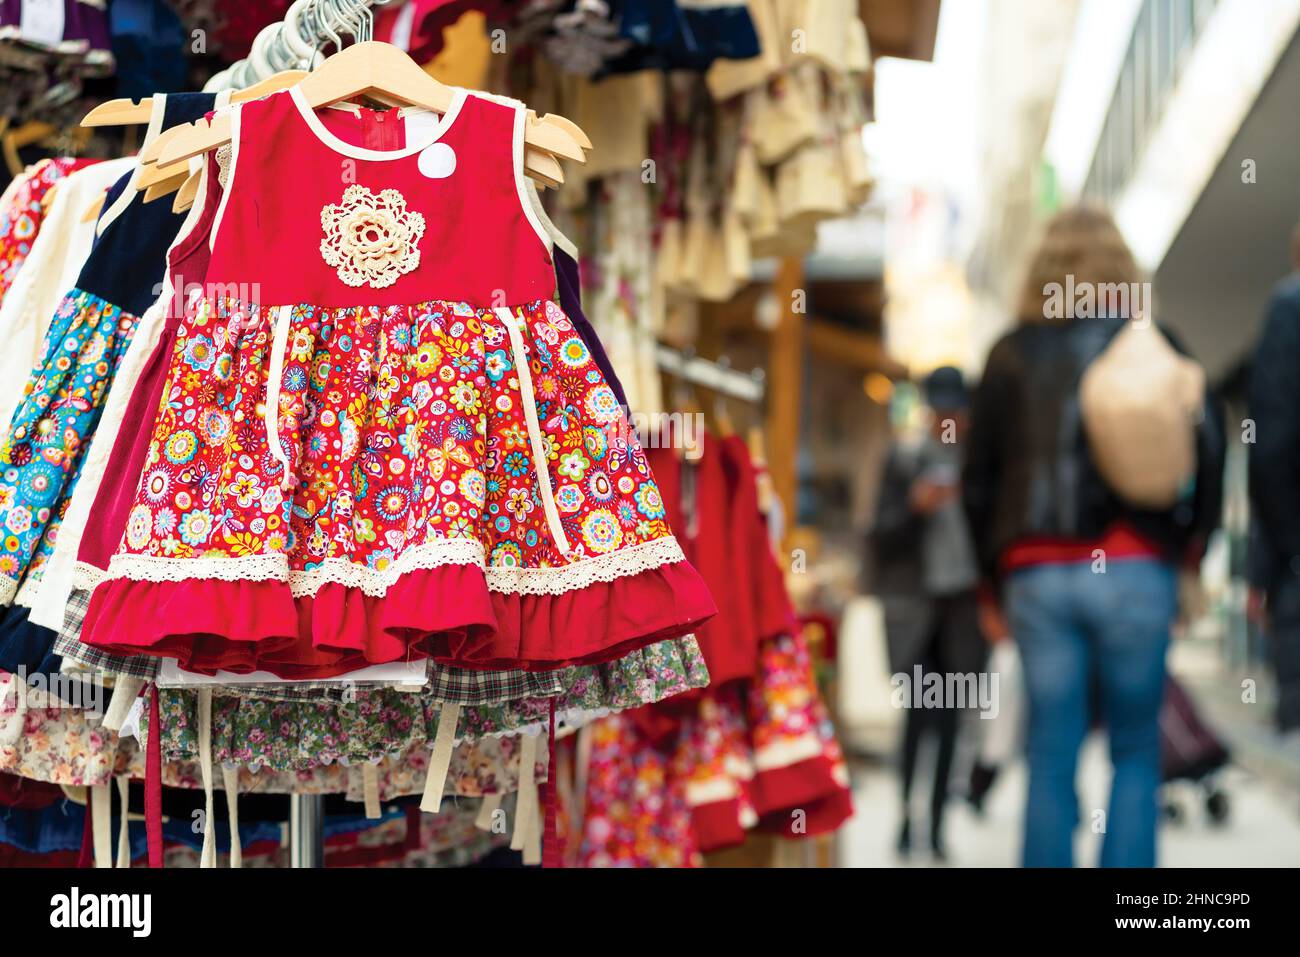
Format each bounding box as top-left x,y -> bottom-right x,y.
961,317 -> 1225,584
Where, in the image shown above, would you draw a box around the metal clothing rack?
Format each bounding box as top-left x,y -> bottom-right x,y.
656,344 -> 766,403
203,0 -> 400,869
204,0 -> 398,92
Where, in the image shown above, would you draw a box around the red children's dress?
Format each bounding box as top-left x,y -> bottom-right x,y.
79,88 -> 715,677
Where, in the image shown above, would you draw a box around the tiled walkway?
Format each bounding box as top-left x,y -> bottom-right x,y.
838,737 -> 1300,867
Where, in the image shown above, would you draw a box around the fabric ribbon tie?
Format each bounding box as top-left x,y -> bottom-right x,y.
511,732 -> 540,858
145,683 -> 163,867
474,792 -> 503,832
263,305 -> 295,491
115,776 -> 131,868
221,764 -> 242,868
362,763 -> 382,820
103,675 -> 145,732
543,699 -> 561,868
493,306 -> 572,558
419,702 -> 459,814
197,687 -> 216,868
91,783 -> 112,869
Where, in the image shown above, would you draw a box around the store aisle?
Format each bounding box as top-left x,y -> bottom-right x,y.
840,737 -> 1300,867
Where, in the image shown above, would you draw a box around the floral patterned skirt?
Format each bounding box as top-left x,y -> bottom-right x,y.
145,634 -> 709,772
80,293 -> 715,677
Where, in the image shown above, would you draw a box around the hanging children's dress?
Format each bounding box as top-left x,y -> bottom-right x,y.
0,158 -> 94,306
40,139 -> 230,659
81,88 -> 715,678
0,158 -> 135,442
0,92 -> 221,676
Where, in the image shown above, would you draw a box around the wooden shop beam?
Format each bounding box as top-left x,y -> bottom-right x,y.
807,318 -> 908,379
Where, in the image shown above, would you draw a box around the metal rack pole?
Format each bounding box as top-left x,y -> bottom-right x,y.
289,793 -> 325,867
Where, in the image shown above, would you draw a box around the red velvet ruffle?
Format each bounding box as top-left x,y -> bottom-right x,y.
79,559 -> 716,679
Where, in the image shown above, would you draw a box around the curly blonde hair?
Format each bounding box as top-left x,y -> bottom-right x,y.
1017,205 -> 1145,323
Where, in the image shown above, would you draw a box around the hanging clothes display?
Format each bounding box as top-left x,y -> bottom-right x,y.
565,433 -> 853,863
79,88 -> 714,678
0,93 -> 220,679
0,0 -> 114,74
36,131 -> 232,653
0,157 -> 133,436
0,0 -> 874,872
0,158 -> 91,305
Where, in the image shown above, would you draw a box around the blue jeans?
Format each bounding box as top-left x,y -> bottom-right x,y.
1006,558 -> 1175,867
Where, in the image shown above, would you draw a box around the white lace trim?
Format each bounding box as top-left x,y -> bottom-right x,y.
72,560 -> 106,594
752,733 -> 824,772
0,576 -> 16,607
103,538 -> 485,599
97,535 -> 686,598
215,144 -> 232,188
484,536 -> 686,595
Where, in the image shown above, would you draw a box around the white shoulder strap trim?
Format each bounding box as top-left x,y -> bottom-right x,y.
472,90 -> 577,258
209,101 -> 241,253
523,180 -> 578,259
97,94 -> 167,237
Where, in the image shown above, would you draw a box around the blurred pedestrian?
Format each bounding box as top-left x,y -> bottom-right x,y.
1247,221 -> 1300,734
963,206 -> 1224,868
870,367 -> 985,862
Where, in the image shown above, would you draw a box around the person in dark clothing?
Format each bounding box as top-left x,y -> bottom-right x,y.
871,366 -> 985,862
1247,222 -> 1300,733
963,206 -> 1225,868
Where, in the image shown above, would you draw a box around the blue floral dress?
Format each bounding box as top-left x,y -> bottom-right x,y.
0,92 -> 219,678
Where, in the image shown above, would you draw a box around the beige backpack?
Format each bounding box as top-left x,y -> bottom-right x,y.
1079,321 -> 1205,509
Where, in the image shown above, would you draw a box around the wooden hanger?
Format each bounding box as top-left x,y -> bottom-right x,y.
152,43 -> 587,188
172,169 -> 203,213
81,69 -> 311,128
143,172 -> 191,203
79,193 -> 105,224
2,122 -> 92,177
109,71 -> 314,192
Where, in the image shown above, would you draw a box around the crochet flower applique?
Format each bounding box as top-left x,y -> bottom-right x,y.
319,185 -> 426,289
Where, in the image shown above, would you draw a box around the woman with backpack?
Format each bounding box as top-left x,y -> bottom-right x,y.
962,205 -> 1225,867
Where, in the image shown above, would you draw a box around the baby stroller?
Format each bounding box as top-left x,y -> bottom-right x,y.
1159,675 -> 1231,826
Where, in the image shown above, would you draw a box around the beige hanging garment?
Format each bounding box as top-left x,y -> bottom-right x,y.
840,116 -> 874,204
695,217 -> 740,303
722,205 -> 754,286
677,210 -> 712,296
844,13 -> 872,74
656,217 -> 688,300
707,0 -> 783,100
776,134 -> 848,228
786,0 -> 871,74
751,67 -> 819,165
731,138 -> 764,224
748,166 -> 781,247
675,130 -> 716,295
565,71 -> 658,177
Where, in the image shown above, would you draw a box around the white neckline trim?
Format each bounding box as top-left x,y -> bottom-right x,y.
289,85 -> 468,161
97,94 -> 167,237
